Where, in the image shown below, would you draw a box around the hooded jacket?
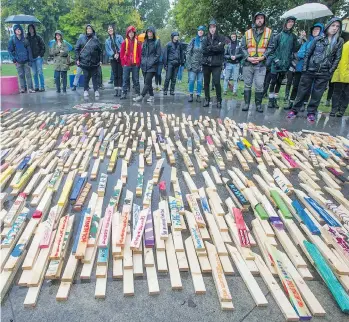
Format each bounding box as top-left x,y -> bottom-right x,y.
163,32 -> 184,67
331,40 -> 349,83
241,13 -> 272,66
49,30 -> 70,72
269,17 -> 300,73
202,30 -> 226,67
120,26 -> 142,67
303,17 -> 344,76
186,34 -> 204,73
140,26 -> 162,73
296,23 -> 324,72
8,24 -> 33,64
224,37 -> 243,64
105,28 -> 124,61
27,24 -> 45,59
75,24 -> 102,68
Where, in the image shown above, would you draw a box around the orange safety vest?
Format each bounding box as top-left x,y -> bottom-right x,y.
125,38 -> 138,64
246,27 -> 271,57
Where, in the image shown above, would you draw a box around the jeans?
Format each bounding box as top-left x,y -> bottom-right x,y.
31,57 -> 45,89
141,72 -> 156,97
293,72 -> 329,114
164,64 -> 179,92
203,65 -> 222,101
177,65 -> 184,81
243,65 -> 266,93
223,63 -> 239,92
332,82 -> 349,114
269,72 -> 286,95
73,67 -> 83,86
111,59 -> 123,88
82,66 -> 99,91
122,65 -> 140,94
16,63 -> 33,90
54,70 -> 67,92
188,70 -> 203,96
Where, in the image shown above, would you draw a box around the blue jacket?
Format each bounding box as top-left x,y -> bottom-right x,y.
105,34 -> 124,59
296,23 -> 324,72
8,24 -> 33,64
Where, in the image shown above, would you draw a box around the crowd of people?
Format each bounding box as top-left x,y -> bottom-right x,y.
7,13 -> 349,121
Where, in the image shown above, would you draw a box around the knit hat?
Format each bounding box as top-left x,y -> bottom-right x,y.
209,19 -> 217,26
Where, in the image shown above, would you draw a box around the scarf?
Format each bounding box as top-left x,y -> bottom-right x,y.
125,38 -> 138,64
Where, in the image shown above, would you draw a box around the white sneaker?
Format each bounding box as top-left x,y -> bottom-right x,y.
146,96 -> 154,102
95,91 -> 100,97
133,95 -> 143,102
84,91 -> 89,98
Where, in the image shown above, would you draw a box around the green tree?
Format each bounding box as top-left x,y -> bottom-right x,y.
137,0 -> 171,29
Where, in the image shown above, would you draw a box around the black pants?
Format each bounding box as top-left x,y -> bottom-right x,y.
141,72 -> 156,97
155,73 -> 162,86
82,67 -> 99,91
269,72 -> 286,94
122,66 -> 140,94
332,82 -> 349,114
326,81 -> 334,101
203,65 -> 222,102
285,70 -> 294,95
164,64 -> 179,92
263,69 -> 272,96
98,65 -> 103,88
289,71 -> 311,103
54,70 -> 67,92
111,59 -> 123,88
292,73 -> 329,114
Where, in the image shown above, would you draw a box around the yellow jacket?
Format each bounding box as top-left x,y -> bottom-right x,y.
332,40 -> 349,83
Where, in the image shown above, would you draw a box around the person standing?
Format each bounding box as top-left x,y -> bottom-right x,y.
330,33 -> 349,117
267,16 -> 299,109
223,32 -> 242,96
49,30 -> 69,93
75,24 -> 102,98
120,25 -> 142,99
241,12 -> 272,112
287,17 -> 343,123
8,24 -> 35,93
105,25 -> 124,97
202,19 -> 225,108
163,31 -> 184,95
284,23 -> 324,111
186,26 -> 205,103
27,24 -> 45,92
133,26 -> 161,102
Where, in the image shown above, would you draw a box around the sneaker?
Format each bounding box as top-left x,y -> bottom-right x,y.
28,89 -> 36,93
329,111 -> 336,117
20,89 -> 25,93
72,86 -> 77,91
307,114 -> 315,123
84,91 -> 89,98
39,88 -> 45,92
133,95 -> 143,102
287,111 -> 297,119
95,91 -> 100,97
34,88 -> 39,92
146,96 -> 154,102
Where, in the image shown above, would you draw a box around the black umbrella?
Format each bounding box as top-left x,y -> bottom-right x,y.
5,14 -> 41,24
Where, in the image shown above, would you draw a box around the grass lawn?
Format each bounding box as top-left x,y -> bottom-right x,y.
1,63 -> 347,115
1,63 -> 112,89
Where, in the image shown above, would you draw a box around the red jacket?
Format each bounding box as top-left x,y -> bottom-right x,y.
120,26 -> 142,67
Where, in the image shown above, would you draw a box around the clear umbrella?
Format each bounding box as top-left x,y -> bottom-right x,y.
281,3 -> 333,20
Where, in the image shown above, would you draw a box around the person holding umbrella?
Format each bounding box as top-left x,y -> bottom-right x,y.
49,30 -> 70,93
8,24 -> 35,93
27,24 -> 45,92
75,24 -> 102,98
287,17 -> 344,123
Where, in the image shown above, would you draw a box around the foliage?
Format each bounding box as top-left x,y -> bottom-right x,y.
137,0 -> 171,29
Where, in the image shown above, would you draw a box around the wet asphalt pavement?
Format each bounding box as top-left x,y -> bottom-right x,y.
1,87 -> 349,322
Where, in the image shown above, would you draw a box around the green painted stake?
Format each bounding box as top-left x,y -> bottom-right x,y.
270,190 -> 292,219
254,204 -> 269,220
304,241 -> 349,313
